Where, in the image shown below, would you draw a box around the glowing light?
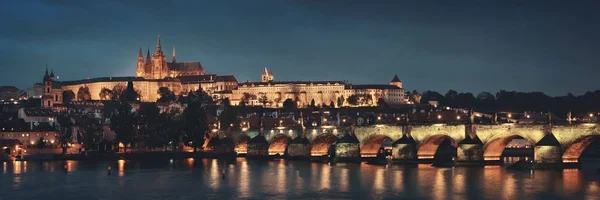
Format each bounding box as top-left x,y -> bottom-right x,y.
377,116 -> 381,120
323,118 -> 327,122
590,113 -> 594,117
342,119 -> 346,123
456,116 -> 461,120
526,115 -> 530,118
508,113 -> 512,118
396,117 -> 400,121
437,115 -> 442,119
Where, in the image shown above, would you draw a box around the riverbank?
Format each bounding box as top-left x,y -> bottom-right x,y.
1,151 -> 238,162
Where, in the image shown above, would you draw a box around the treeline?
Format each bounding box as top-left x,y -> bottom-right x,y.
408,90 -> 600,116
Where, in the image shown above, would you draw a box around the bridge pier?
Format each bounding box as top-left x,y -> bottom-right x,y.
287,136 -> 311,160
456,134 -> 484,166
391,134 -> 418,164
334,134 -> 361,162
247,135 -> 269,158
533,133 -> 562,168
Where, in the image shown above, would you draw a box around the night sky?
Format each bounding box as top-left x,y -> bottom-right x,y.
1,0 -> 599,96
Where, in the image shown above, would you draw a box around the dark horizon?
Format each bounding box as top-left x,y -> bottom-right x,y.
2,0 -> 600,96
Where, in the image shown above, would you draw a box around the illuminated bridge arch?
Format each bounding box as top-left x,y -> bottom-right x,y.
234,134 -> 250,154
483,134 -> 535,161
562,135 -> 600,163
417,134 -> 458,159
310,133 -> 338,156
268,134 -> 292,156
360,134 -> 393,158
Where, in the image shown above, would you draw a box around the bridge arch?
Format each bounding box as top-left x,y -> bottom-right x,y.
360,134 -> 393,158
562,135 -> 600,163
234,134 -> 250,154
268,134 -> 292,156
417,134 -> 458,159
483,134 -> 535,161
310,133 -> 338,156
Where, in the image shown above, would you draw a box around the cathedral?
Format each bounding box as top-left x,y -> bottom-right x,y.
136,36 -> 205,79
37,35 -> 406,109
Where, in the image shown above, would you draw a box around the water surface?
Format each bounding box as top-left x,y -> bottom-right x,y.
1,158 -> 599,199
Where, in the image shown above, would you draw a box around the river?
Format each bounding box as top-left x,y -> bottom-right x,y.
1,158 -> 599,199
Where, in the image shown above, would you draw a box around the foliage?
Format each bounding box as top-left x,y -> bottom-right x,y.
218,104 -> 237,130
36,137 -> 46,149
77,86 -> 91,101
347,95 -> 359,105
120,81 -> 138,101
79,114 -> 103,151
259,94 -> 269,107
111,84 -> 125,101
110,103 -> 136,152
310,99 -> 316,107
182,96 -> 209,151
157,87 -> 176,103
99,88 -> 112,100
409,90 -> 421,104
329,101 -> 335,108
56,114 -> 73,154
282,98 -> 297,111
337,96 -> 345,107
62,90 -> 75,105
377,98 -> 388,108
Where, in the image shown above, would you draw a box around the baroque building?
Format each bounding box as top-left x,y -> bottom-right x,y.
227,70 -> 406,108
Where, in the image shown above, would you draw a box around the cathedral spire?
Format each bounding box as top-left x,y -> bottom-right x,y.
172,46 -> 176,63
44,65 -> 49,78
50,69 -> 55,77
155,35 -> 163,55
138,47 -> 143,59
146,48 -> 151,64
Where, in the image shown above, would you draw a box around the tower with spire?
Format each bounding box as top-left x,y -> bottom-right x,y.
390,74 -> 402,88
172,46 -> 176,63
261,67 -> 274,82
150,35 -> 168,79
136,47 -> 145,77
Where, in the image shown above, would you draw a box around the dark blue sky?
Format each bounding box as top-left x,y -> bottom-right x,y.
1,0 -> 599,96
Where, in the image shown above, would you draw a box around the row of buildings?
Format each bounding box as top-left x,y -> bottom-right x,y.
8,36 -> 409,110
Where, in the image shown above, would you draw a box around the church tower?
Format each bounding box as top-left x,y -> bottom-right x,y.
151,35 -> 169,79
42,66 -> 54,108
261,67 -> 274,82
172,46 -> 176,63
136,47 -> 145,77
390,74 -> 402,88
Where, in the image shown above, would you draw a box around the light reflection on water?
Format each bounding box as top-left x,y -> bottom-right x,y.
0,158 -> 599,199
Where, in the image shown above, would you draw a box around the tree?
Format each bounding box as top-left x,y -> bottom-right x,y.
138,103 -> 162,149
221,98 -> 231,107
329,101 -> 335,108
62,90 -> 75,105
282,98 -> 297,111
111,84 -> 125,101
183,98 -> 209,152
77,86 -> 91,101
347,95 -> 359,106
409,90 -> 422,104
259,94 -> 269,107
99,88 -> 112,100
157,87 -> 176,103
110,103 -> 136,153
377,98 -> 388,108
337,96 -> 345,107
120,81 -> 138,101
218,104 -> 237,131
57,114 -> 73,154
79,114 -> 103,151
37,137 -> 46,149
310,99 -> 316,107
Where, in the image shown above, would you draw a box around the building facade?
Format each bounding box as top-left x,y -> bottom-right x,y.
227,70 -> 406,108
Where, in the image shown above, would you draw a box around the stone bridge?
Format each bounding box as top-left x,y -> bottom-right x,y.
224,123 -> 600,164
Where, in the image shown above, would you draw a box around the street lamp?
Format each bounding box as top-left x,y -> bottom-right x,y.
507,113 -> 512,118
456,116 -> 461,120
437,115 -> 442,120
590,113 -> 594,118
